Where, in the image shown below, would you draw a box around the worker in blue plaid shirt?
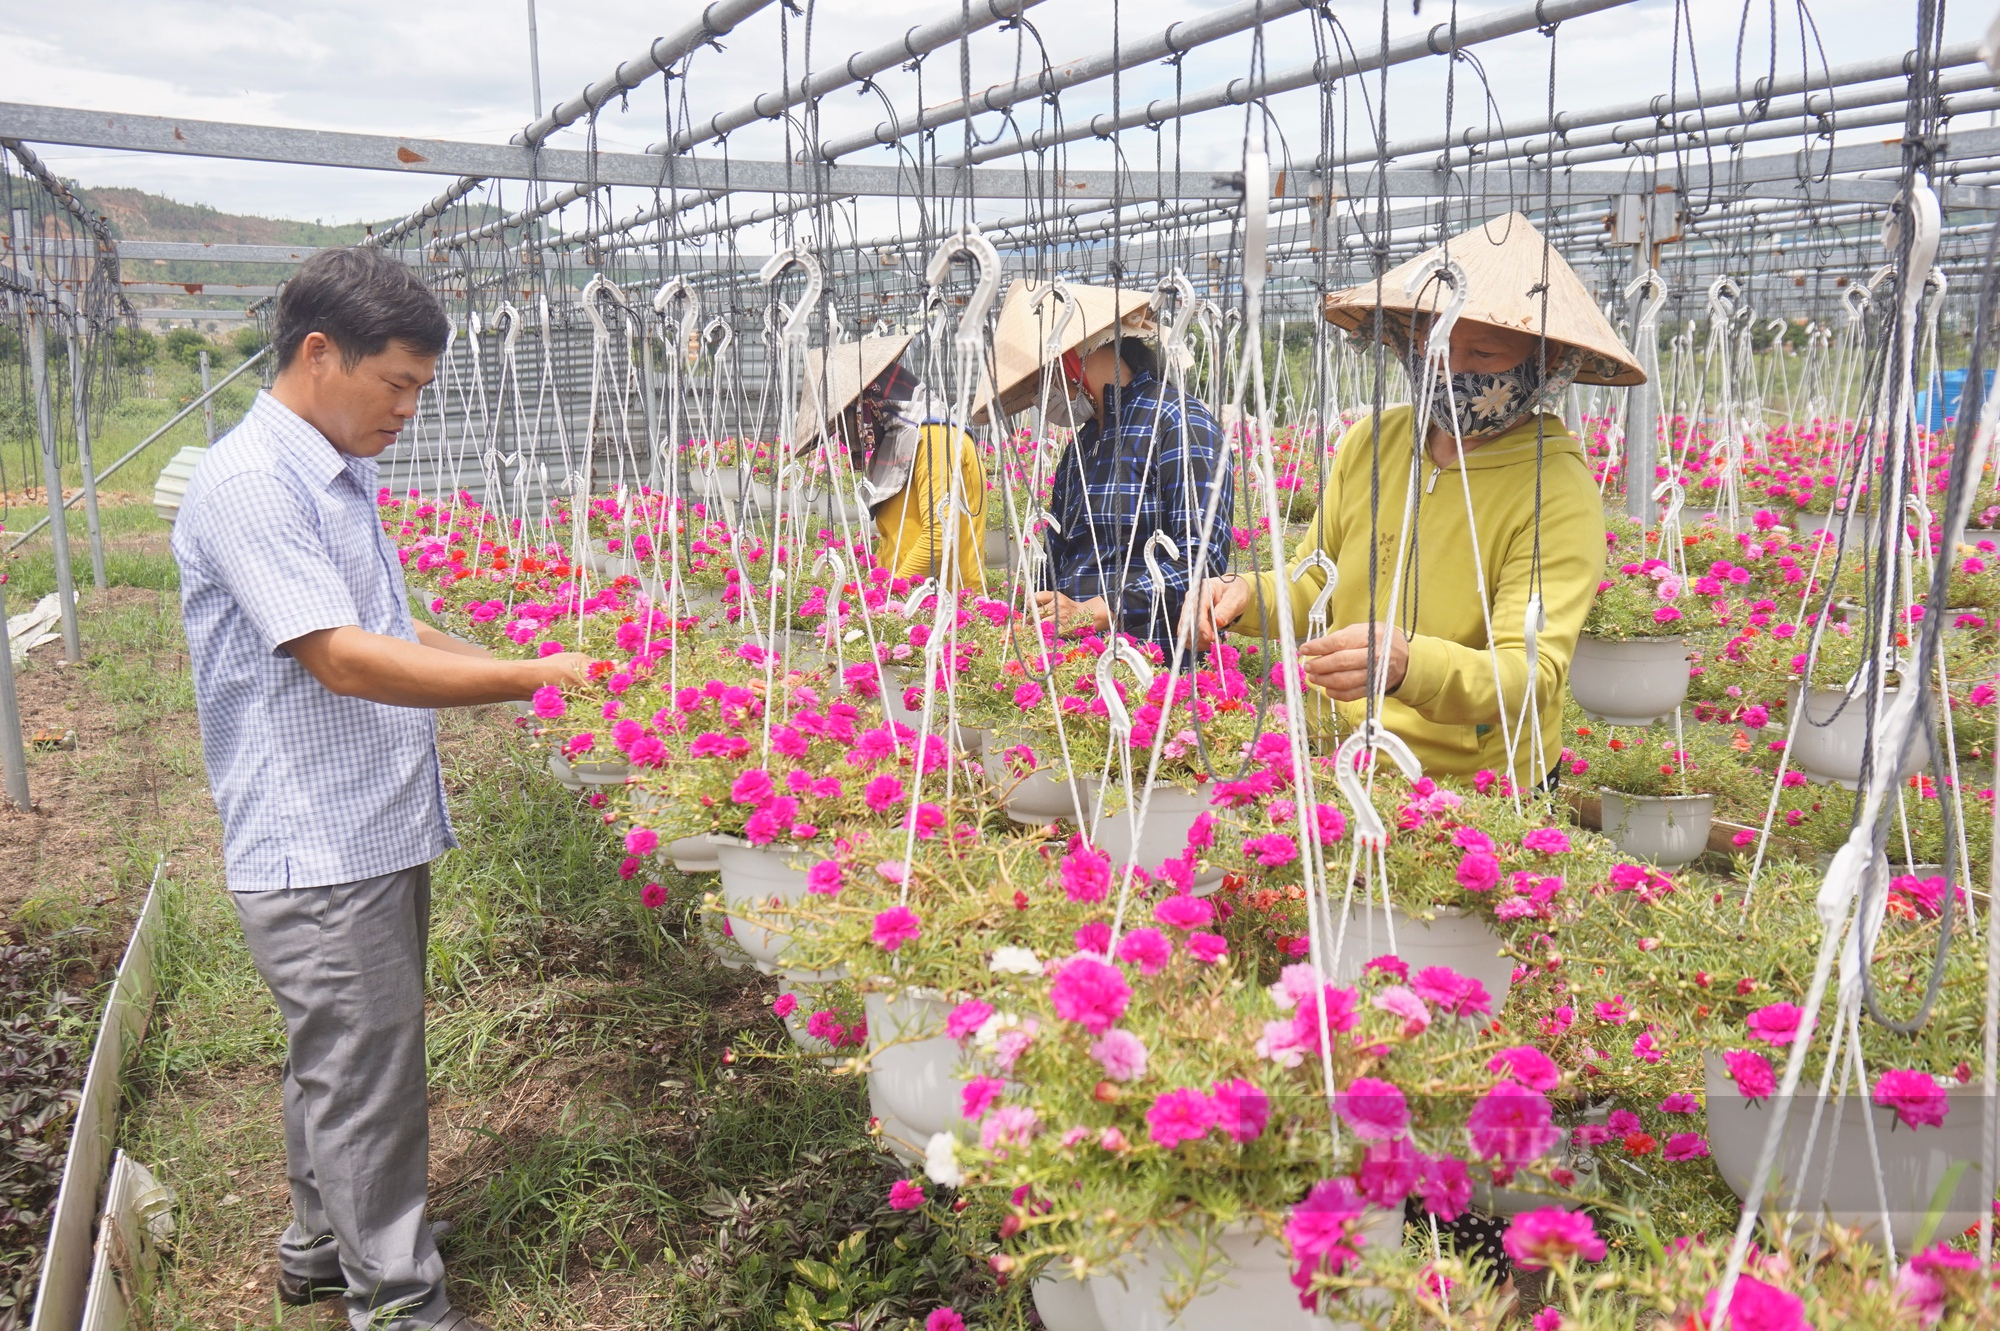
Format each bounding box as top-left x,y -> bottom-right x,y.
1033,328 -> 1233,650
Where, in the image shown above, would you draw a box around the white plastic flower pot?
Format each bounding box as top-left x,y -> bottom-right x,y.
1597,790 -> 1716,867
547,752 -> 631,790
1087,1215 -> 1399,1331
1568,634 -> 1689,726
586,537 -> 647,581
1033,1268 -> 1107,1331
669,836 -> 721,873
1329,902 -> 1514,1014
1091,784 -> 1224,890
865,1079 -> 927,1170
984,528 -> 1019,570
713,838 -> 824,972
983,745 -> 1097,826
863,990 -> 968,1139
1703,1052 -> 1982,1252
879,665 -> 981,753
1788,685 -> 1934,790
151,444 -> 207,522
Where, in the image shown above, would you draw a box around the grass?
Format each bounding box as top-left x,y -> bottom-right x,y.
72,610 -> 1011,1328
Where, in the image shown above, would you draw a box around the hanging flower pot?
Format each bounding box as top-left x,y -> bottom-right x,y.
863,989 -> 969,1140
1597,790 -> 1716,867
1703,1052 -> 1982,1252
984,744 -> 1097,826
983,528 -> 1018,570
866,1079 -> 927,1170
152,444 -> 207,523
547,752 -> 631,791
1032,1268 -> 1106,1331
1568,635 -> 1690,726
1087,1217 -> 1397,1331
712,836 -> 835,977
1092,783 -> 1224,890
1788,685 -> 1933,789
700,908 -> 752,971
1331,901 -> 1514,1014
670,836 -> 720,873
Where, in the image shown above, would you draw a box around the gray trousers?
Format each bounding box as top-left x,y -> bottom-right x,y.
233,864 -> 451,1330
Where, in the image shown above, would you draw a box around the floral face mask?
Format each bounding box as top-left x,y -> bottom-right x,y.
1406,342 -> 1583,441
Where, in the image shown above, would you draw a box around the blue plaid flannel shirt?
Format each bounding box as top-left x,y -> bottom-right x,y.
1041,372 -> 1233,647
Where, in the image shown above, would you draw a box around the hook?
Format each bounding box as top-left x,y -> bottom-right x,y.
1289,549 -> 1340,640
760,245 -> 825,354
1704,276 -> 1739,324
1032,280 -> 1079,359
1403,255 -> 1470,362
923,224 -> 1004,352
1093,639 -> 1157,739
1142,532 -> 1182,593
1333,722 -> 1425,853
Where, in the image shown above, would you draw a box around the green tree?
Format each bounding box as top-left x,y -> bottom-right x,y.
163,326 -> 209,368
230,324 -> 270,359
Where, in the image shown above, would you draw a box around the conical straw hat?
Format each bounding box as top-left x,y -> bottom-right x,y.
974,279 -> 1157,423
791,332 -> 915,452
1322,212 -> 1644,387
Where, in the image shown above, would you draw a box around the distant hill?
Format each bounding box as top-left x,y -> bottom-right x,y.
76,186 -> 380,246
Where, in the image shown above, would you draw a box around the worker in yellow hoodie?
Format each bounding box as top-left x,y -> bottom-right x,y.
1193,212 -> 1644,789
795,334 -> 985,588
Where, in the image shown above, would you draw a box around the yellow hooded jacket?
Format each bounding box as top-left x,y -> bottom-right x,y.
872,422 -> 988,589
1233,406 -> 1605,785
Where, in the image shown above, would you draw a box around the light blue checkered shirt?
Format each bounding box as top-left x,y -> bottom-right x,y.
173,391 -> 455,891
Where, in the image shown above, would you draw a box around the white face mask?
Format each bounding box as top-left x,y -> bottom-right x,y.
1061,387 -> 1096,428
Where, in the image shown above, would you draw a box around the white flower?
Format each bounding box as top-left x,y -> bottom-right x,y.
924,1131 -> 963,1188
988,946 -> 1043,975
972,1010 -> 1020,1051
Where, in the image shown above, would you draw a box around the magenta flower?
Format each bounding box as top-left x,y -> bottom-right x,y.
530,684 -> 566,719
1285,1177 -> 1367,1311
1145,1087 -> 1218,1149
1723,1048 -> 1776,1100
1486,1046 -> 1562,1092
624,827 -> 659,856
945,999 -> 992,1041
1418,1153 -> 1472,1221
1455,851 -> 1501,892
1243,833 -> 1299,867
1153,893 -> 1216,930
979,1105 -> 1040,1151
1060,844 -> 1112,903
1048,956 -> 1132,1033
1745,1001 -> 1804,1047
1011,681 -> 1045,711
1115,927 -> 1173,975
1373,984 -> 1431,1036
1364,954 -> 1409,981
925,1308 -> 966,1331
1335,1075 -> 1409,1140
1658,1092 -> 1699,1114
960,1075 -> 1005,1120
1662,1132 -> 1711,1162
1073,921 -> 1111,955
1594,997 -> 1630,1025
639,881 -> 668,909
1187,931 -> 1229,964
871,906 -> 922,951
1874,1069 -> 1950,1129
1632,1032 -> 1664,1064
888,1179 -> 926,1210
1467,1081 -> 1561,1164
1089,1028 -> 1149,1082
805,859 -> 846,895
1412,966 -> 1492,1018
1522,827 -> 1572,855
730,768 -> 775,805
1357,1135 -> 1424,1207
1210,1078 -> 1270,1143
1898,1243 -> 1980,1324
1501,1208 -> 1605,1269
1700,1275 -> 1810,1331
863,774 -> 907,812
772,992 -> 798,1019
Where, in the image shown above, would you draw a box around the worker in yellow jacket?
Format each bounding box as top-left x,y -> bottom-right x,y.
797,334 -> 986,588
1194,213 -> 1644,788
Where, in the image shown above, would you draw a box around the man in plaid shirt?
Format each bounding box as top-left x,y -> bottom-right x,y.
1034,330 -> 1233,650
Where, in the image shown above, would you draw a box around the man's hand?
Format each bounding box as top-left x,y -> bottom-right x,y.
1186,575 -> 1254,649
288,626 -> 593,708
1299,622 -> 1410,702
1032,590 -> 1110,634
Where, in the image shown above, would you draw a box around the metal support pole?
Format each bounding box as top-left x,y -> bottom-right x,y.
65,322 -> 107,590
1624,215 -> 1657,526
525,0 -> 544,119
0,570 -> 29,809
18,220 -> 83,664
639,330 -> 660,493
199,349 -> 215,443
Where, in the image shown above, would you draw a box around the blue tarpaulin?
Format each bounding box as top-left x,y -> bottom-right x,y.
1915,368 -> 1995,430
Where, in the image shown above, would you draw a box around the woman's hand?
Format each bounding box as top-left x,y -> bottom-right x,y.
1032,590 -> 1110,633
1299,622 -> 1408,701
1186,575 -> 1254,649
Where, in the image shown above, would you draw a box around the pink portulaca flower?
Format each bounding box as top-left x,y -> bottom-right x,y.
1521,827 -> 1572,855
960,1075 -> 1005,1120
1060,844 -> 1112,903
1486,1046 -> 1562,1092
1455,851 -> 1501,892
805,859 -> 845,895
1048,956 -> 1132,1033
1373,985 -> 1431,1037
1334,1076 -> 1409,1140
1501,1208 -> 1605,1269
1243,833 -> 1299,867
1418,1153 -> 1472,1221
1186,931 -> 1229,964
1723,1048 -> 1777,1100
945,999 -> 992,1041
1412,966 -> 1492,1018
1874,1068 -> 1950,1129
1700,1274 -> 1811,1331
888,1179 -> 926,1210
531,685 -> 566,719
1089,1028 -> 1149,1082
1210,1077 -> 1270,1143
871,906 -> 922,951
1285,1177 -> 1367,1312
1145,1087 -> 1218,1149
980,1105 -> 1040,1151
1153,893 -> 1215,930
1467,1081 -> 1561,1165
624,827 -> 659,857
1115,927 -> 1173,975
1662,1132 -> 1710,1162
1744,1001 -> 1804,1047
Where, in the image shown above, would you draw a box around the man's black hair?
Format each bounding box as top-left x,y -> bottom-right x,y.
273,247 -> 451,372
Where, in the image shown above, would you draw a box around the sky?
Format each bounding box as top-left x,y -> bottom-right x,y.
0,0 -> 1987,235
